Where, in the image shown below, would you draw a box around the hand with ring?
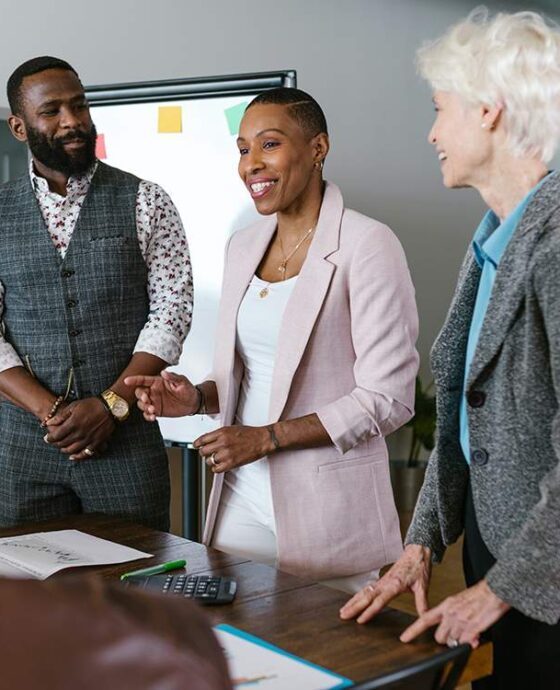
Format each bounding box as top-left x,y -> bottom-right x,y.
194,424 -> 273,474
206,452 -> 219,468
44,397 -> 115,460
399,578 -> 510,649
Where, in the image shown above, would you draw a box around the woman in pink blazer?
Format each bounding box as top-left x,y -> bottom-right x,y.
127,88 -> 419,592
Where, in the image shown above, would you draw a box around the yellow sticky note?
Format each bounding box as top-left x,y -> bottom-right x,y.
158,106 -> 182,133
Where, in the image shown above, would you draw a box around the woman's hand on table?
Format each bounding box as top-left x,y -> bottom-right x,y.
194,425 -> 275,473
399,578 -> 510,649
124,370 -> 199,421
339,544 -> 432,623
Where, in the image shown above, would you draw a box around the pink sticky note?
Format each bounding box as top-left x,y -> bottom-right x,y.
96,133 -> 107,160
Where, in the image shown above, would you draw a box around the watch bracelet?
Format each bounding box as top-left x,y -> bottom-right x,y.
97,393 -> 114,418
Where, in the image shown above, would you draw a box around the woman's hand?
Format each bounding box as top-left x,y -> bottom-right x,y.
400,579 -> 510,649
339,544 -> 432,623
194,425 -> 274,473
124,370 -> 199,421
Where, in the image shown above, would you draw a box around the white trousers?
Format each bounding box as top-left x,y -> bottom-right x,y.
211,485 -> 379,594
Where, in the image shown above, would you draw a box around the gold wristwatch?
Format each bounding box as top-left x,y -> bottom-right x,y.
99,389 -> 130,422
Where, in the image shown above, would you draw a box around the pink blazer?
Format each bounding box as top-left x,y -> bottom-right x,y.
203,182 -> 419,580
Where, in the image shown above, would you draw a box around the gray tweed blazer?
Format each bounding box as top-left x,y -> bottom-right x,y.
406,171 -> 560,625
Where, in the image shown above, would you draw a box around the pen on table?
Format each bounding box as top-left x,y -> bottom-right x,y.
120,559 -> 187,580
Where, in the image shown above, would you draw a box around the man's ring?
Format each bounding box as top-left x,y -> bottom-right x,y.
210,453 -> 218,467
447,638 -> 459,648
84,447 -> 95,457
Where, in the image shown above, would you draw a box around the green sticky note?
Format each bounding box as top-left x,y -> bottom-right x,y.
158,106 -> 182,133
224,101 -> 249,136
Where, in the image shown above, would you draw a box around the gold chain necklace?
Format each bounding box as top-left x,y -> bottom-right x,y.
259,225 -> 315,299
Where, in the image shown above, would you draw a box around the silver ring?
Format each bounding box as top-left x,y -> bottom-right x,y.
84,447 -> 95,457
210,453 -> 218,467
447,638 -> 459,648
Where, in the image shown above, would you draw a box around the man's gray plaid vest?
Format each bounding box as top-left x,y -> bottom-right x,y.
0,163 -> 169,529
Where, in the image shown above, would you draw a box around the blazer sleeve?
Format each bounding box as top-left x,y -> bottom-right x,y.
404,443 -> 447,561
485,238 -> 560,624
316,223 -> 419,453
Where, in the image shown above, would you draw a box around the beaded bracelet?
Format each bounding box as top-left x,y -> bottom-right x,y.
40,395 -> 64,428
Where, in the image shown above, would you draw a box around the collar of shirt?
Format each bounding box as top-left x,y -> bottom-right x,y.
28,158 -> 98,201
472,173 -> 551,270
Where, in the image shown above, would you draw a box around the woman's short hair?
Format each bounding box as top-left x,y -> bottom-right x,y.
247,87 -> 328,139
417,7 -> 560,162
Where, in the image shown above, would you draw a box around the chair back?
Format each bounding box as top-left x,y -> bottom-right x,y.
349,644 -> 471,690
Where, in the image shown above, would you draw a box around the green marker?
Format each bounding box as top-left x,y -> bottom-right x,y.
120,558 -> 187,581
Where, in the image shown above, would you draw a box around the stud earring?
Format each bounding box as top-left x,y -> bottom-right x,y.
314,160 -> 324,170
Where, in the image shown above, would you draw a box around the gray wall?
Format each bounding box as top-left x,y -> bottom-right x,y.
0,0 -> 556,378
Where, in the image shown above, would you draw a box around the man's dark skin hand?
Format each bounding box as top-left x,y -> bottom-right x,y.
46,398 -> 115,459
2,352 -> 168,461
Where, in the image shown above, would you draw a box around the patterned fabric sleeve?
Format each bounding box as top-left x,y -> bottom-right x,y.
133,181 -> 193,364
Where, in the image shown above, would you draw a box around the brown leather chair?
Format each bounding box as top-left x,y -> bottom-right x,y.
0,576 -> 233,690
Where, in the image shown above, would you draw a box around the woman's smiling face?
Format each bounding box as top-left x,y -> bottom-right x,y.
237,103 -> 322,216
428,90 -> 493,190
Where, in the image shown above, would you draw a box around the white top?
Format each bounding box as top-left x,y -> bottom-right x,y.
224,274 -> 297,518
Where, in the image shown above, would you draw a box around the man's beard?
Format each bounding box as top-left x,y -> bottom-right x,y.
26,122 -> 97,176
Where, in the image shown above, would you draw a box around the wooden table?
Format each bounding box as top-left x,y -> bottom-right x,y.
0,514 -> 490,686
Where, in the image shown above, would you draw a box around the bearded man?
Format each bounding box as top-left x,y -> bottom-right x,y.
0,57 -> 193,529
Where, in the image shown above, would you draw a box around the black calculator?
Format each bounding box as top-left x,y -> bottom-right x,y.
124,573 -> 237,605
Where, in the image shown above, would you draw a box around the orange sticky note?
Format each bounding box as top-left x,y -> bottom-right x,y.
95,133 -> 107,159
158,106 -> 182,133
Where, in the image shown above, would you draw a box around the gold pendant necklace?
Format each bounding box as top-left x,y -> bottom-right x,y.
258,225 -> 315,299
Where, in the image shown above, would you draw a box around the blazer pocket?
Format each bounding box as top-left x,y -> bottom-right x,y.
314,461 -> 393,573
317,453 -> 383,473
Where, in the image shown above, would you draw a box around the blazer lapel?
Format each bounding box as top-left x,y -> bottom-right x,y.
430,252 -> 480,389
268,183 -> 342,421
467,173 -> 560,388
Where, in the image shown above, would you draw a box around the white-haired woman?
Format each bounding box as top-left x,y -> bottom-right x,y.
341,9 -> 560,688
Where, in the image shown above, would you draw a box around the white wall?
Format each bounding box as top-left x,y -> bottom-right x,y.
1,0 -> 557,378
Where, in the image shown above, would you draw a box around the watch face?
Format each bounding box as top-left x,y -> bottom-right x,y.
112,399 -> 129,419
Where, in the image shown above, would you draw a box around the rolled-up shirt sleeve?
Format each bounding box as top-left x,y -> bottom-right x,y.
133,181 -> 193,365
316,223 -> 419,453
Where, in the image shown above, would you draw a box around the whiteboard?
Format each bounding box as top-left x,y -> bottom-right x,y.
87,72 -> 295,443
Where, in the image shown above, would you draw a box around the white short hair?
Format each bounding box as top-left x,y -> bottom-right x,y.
417,7 -> 560,162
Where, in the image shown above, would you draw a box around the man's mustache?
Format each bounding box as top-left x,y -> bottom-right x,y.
55,130 -> 91,145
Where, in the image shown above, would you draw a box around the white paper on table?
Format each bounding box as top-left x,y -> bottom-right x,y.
0,530 -> 152,580
0,559 -> 32,579
215,625 -> 352,690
